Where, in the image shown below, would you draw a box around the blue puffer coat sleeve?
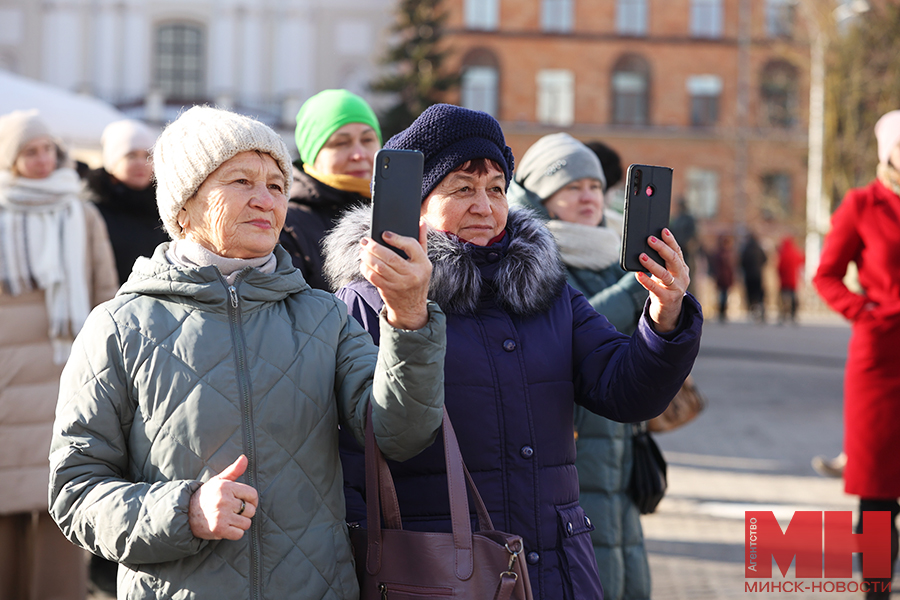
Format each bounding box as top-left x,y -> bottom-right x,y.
571,290 -> 702,423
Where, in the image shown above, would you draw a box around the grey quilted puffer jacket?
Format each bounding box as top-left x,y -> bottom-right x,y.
48,244 -> 446,600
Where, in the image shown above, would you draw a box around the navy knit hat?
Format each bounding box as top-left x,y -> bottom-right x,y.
383,104 -> 515,201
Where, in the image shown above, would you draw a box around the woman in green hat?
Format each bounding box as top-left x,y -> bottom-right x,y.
279,89 -> 382,290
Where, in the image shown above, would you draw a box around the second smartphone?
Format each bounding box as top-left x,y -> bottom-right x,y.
619,164 -> 673,272
370,149 -> 425,258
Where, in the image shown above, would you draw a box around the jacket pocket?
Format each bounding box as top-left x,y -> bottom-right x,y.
556,501 -> 603,600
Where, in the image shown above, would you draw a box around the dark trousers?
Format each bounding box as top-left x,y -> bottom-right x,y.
857,498 -> 900,599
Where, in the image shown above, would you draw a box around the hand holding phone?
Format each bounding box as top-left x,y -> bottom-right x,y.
620,164 -> 673,272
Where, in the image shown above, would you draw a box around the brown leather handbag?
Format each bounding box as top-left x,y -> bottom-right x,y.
647,374 -> 707,433
350,406 -> 534,600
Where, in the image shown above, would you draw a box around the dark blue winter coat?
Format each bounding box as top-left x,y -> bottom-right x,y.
323,207 -> 703,600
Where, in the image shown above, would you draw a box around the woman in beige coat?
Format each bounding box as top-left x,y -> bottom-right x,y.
0,109 -> 118,600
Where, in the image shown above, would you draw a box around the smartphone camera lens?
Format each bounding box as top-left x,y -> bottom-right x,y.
383,156 -> 390,169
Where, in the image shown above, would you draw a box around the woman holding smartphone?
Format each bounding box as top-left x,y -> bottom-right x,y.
324,104 -> 702,600
507,133 -> 652,600
279,89 -> 382,290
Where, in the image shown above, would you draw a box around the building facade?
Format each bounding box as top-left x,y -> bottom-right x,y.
0,0 -> 395,135
445,0 -> 812,243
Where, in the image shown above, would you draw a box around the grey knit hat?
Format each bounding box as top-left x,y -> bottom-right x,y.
514,132 -> 606,201
153,106 -> 293,240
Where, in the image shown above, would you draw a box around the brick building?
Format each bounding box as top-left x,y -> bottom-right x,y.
442,0 -> 812,247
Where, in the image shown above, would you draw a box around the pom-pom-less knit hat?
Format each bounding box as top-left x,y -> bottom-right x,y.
294,89 -> 382,164
101,119 -> 157,173
515,133 -> 606,201
875,110 -> 900,167
153,106 -> 293,240
0,109 -> 59,172
383,104 -> 515,201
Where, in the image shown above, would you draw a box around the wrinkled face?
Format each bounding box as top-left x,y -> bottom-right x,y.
544,178 -> 605,227
14,135 -> 58,179
179,151 -> 287,259
312,122 -> 380,179
110,149 -> 153,190
421,162 -> 508,246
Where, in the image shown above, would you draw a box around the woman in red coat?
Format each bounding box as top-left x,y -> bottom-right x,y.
814,109 -> 900,600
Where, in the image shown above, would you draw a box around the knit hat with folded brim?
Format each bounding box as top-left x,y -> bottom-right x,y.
102,119 -> 157,173
153,106 -> 293,240
0,109 -> 62,172
514,132 -> 606,201
875,110 -> 900,167
383,104 -> 515,201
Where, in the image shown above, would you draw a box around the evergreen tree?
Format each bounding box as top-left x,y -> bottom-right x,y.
824,2 -> 900,208
371,0 -> 459,138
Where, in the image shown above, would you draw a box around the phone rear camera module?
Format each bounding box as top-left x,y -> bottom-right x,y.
645,185 -> 655,197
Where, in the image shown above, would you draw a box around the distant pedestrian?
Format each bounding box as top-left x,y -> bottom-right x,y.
711,234 -> 735,322
740,232 -> 767,322
0,109 -> 117,600
670,198 -> 700,294
279,89 -> 381,290
776,236 -> 804,324
84,119 -> 167,286
813,109 -> 900,600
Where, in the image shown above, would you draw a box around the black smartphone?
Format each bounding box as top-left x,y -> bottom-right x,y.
370,149 -> 425,258
620,164 -> 673,272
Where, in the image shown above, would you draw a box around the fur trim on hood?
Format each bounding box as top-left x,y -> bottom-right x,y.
323,205 -> 567,315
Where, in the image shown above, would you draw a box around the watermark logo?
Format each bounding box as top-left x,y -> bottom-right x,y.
744,510 -> 891,593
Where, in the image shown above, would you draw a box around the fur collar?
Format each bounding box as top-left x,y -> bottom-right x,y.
323,205 -> 567,315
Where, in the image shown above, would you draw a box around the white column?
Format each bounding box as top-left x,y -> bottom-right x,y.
210,3 -> 237,102
273,4 -> 314,102
239,10 -> 263,107
805,31 -> 827,282
42,2 -> 83,90
93,3 -> 119,101
122,1 -> 148,101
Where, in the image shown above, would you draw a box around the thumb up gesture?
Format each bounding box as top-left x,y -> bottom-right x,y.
189,455 -> 259,540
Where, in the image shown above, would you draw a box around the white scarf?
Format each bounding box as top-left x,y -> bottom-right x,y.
545,218 -> 622,271
166,239 -> 277,284
0,168 -> 89,363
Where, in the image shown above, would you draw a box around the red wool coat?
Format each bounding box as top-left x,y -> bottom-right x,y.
814,179 -> 900,499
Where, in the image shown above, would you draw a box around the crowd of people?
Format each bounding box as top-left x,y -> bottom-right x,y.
1,91 -> 896,600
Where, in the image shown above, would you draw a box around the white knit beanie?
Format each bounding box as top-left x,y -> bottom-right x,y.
0,109 -> 57,172
101,119 -> 157,173
874,110 -> 900,167
153,106 -> 293,240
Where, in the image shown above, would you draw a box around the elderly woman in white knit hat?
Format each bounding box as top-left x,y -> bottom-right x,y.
813,109 -> 900,600
83,119 -> 168,286
0,109 -> 117,600
48,106 -> 446,599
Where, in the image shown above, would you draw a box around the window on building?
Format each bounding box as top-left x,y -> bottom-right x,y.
690,0 -> 723,38
154,23 -> 205,101
766,0 -> 795,38
462,68 -> 499,116
611,54 -> 650,126
616,0 -> 648,36
687,75 -> 722,126
536,69 -> 574,126
760,60 -> 798,128
685,168 -> 720,218
762,172 -> 793,217
542,0 -> 573,33
465,0 -> 499,30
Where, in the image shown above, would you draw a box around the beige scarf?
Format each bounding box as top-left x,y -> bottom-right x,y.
877,162 -> 900,197
0,168 -> 88,363
545,219 -> 622,271
303,163 -> 371,198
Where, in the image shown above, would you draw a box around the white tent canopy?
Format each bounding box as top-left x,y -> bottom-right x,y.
0,69 -> 127,152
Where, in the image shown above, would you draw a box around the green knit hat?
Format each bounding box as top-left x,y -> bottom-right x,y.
294,89 -> 382,164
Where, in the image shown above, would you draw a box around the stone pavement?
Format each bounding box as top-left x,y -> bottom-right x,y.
642,313 -> 882,599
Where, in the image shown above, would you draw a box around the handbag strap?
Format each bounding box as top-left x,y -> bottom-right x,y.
363,404 -> 497,580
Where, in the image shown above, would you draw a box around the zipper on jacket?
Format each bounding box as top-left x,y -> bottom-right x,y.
224,275 -> 262,600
